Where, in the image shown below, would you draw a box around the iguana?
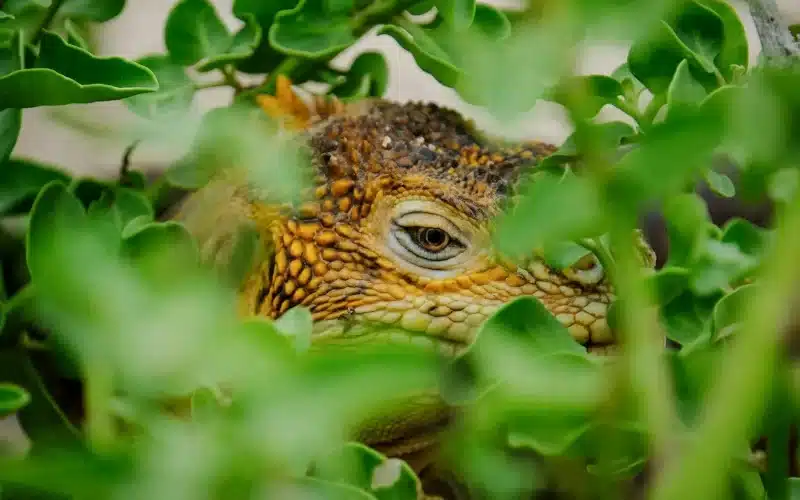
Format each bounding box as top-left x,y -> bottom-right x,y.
171,77 -> 656,499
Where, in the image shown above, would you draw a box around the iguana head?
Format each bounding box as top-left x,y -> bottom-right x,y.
179,96 -> 642,355
172,81 -> 656,472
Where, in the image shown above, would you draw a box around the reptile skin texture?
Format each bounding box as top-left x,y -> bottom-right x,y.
171,78 -> 656,499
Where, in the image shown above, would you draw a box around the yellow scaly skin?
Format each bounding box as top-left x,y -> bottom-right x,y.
172,80 -> 656,498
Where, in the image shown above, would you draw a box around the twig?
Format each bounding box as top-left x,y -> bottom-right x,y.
745,0 -> 800,66
119,140 -> 140,187
32,0 -> 66,45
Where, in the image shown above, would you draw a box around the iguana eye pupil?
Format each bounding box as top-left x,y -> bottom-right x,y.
416,227 -> 450,252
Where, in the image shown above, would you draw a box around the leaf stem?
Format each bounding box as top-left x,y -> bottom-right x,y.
578,237 -> 615,277
32,0 -> 66,45
193,80 -> 229,91
85,353 -> 115,452
221,65 -> 244,92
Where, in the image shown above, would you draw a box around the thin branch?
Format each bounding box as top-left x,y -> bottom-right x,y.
745,0 -> 800,66
32,0 -> 66,45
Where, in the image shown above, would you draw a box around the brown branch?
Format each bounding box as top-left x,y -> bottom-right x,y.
745,0 -> 800,66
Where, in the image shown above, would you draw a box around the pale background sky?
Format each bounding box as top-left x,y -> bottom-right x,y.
12,0 -> 800,178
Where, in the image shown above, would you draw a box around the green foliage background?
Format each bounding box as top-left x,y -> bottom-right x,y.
0,0 -> 798,499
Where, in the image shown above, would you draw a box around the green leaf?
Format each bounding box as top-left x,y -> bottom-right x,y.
612,62 -> 646,104
273,306 -> 313,353
164,0 -> 231,66
124,54 -> 195,119
704,169 -> 735,198
666,59 -> 707,117
378,19 -> 460,87
0,11 -> 14,20
0,31 -> 156,108
689,240 -> 758,296
289,477 -> 377,499
60,0 -> 126,22
476,297 -> 586,357
668,1 -> 724,75
507,413 -> 591,456
196,14 -> 262,72
647,266 -> 690,305
0,108 -> 20,163
711,284 -> 758,341
628,23 -> 688,94
540,241 -> 592,271
694,0 -> 749,79
549,74 -> 624,119
662,193 -> 713,267
720,218 -> 768,258
433,0 -> 475,30
0,383 -> 29,417
769,168 -> 799,204
470,3 -> 510,39
231,0 -> 297,73
314,443 -> 420,500
26,181 -> 89,285
0,159 -> 72,215
332,52 -> 389,100
406,1 -> 433,15
269,0 -> 356,59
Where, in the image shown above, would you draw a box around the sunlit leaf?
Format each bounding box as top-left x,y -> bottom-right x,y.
666,59 -> 707,118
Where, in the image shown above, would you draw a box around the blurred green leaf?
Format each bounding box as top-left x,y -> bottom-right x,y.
549,74 -> 624,119
434,0 -> 474,30
124,55 -> 195,119
769,168 -> 799,204
540,241 -> 592,271
720,218 -> 768,259
286,477 -> 377,499
666,59 -> 707,118
60,0 -> 126,22
164,0 -> 230,66
0,382 -> 29,417
710,285 -> 758,344
0,31 -> 156,108
648,266 -> 690,305
69,177 -> 113,207
274,306 -> 313,353
332,52 -> 389,100
314,443 -> 420,500
0,11 -> 13,21
269,0 -> 355,59
494,171 -> 604,258
628,23 -> 688,94
506,409 -> 591,457
704,170 -> 735,198
406,1 -> 433,16
607,105 -> 725,209
690,240 -> 758,296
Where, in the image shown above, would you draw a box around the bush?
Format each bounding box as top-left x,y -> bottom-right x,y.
0,0 -> 799,499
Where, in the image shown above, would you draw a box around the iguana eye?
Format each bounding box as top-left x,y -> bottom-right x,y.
413,227 -> 450,253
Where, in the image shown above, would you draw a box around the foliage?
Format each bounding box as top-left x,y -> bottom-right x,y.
0,0 -> 798,499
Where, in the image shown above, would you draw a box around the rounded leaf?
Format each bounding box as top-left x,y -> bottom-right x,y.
60,0 -> 126,22
433,0 -> 475,31
164,0 -> 231,66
